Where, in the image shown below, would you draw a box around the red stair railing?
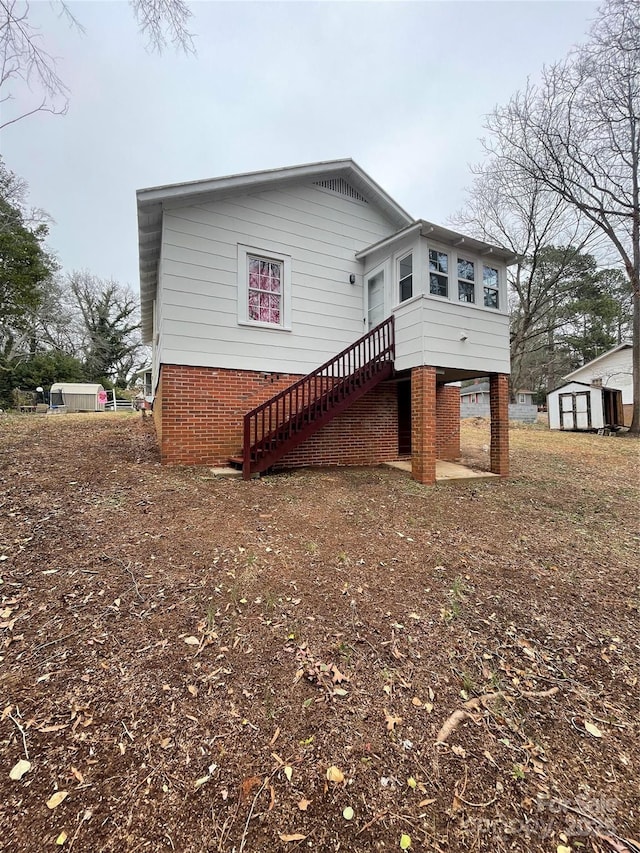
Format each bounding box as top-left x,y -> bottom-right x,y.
242,316 -> 395,478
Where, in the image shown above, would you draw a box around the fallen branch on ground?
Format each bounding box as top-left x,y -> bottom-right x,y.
435,687 -> 560,744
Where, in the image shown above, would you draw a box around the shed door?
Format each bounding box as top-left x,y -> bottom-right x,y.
559,393 -> 575,430
575,392 -> 591,429
367,269 -> 385,330
559,391 -> 592,430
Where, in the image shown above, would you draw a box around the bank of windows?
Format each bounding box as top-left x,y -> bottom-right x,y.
430,249 -> 499,309
396,249 -> 500,309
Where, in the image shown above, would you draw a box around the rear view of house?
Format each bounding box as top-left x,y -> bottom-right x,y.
137,160 -> 515,483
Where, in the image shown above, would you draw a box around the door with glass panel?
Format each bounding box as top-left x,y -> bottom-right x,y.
367,269 -> 385,330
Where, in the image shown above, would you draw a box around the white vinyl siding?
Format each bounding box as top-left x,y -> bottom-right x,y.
157,182 -> 397,374
393,296 -> 510,374
564,347 -> 633,404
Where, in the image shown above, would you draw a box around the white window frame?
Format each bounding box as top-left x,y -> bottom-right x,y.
398,251 -> 413,303
482,264 -> 500,310
237,244 -> 292,330
428,247 -> 450,299
457,257 -> 476,304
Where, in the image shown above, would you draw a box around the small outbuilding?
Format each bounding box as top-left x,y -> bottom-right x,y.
547,381 -> 624,431
49,383 -> 106,413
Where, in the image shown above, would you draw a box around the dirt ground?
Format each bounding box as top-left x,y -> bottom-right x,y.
0,413 -> 638,853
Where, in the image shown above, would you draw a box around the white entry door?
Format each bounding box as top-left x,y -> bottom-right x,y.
367,269 -> 385,330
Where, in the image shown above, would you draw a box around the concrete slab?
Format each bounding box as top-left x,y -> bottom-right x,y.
209,467 -> 243,478
384,460 -> 498,483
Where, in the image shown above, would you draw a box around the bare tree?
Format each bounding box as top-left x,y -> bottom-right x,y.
483,0 -> 640,432
67,271 -> 144,387
452,162 -> 597,397
0,0 -> 194,130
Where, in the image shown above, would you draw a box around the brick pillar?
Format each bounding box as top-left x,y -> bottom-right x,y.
411,366 -> 437,485
436,384 -> 461,461
489,373 -> 509,477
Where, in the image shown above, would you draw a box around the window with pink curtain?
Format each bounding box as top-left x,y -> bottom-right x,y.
248,256 -> 282,325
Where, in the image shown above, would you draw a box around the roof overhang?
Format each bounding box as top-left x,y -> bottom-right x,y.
355,219 -> 519,265
137,159 -> 414,342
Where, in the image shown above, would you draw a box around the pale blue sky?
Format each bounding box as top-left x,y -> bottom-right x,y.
1,1 -> 599,289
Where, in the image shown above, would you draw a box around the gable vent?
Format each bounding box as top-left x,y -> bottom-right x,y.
313,178 -> 368,203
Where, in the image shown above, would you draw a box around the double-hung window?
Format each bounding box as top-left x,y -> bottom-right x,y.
483,265 -> 499,309
248,256 -> 282,324
237,245 -> 291,329
429,249 -> 448,297
457,258 -> 475,303
398,253 -> 413,302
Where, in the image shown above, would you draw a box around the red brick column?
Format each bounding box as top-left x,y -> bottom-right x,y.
411,366 -> 437,485
489,373 -> 509,477
436,384 -> 461,461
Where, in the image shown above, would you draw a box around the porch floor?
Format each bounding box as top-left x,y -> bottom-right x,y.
384,459 -> 499,483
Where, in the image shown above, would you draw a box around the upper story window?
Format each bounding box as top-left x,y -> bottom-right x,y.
399,253 -> 413,302
237,245 -> 292,330
429,250 -> 448,297
457,258 -> 475,303
483,265 -> 499,309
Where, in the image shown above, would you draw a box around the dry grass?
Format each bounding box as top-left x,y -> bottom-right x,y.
0,413 -> 638,852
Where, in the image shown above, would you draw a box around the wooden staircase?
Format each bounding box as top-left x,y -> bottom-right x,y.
232,316 -> 395,479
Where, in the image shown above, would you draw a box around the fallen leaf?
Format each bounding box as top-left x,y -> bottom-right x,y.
343,806 -> 354,820
326,765 -> 344,783
284,765 -> 293,782
451,745 -> 467,758
55,831 -> 68,845
557,846 -> 572,853
411,697 -> 422,707
187,685 -> 198,697
278,833 -> 307,842
297,798 -> 311,811
407,776 -> 417,789
193,775 -> 210,790
384,709 -> 402,731
584,721 -> 603,738
269,726 -> 281,746
184,636 -> 200,646
9,759 -> 31,781
333,687 -> 348,697
46,790 -> 69,809
418,798 -> 436,807
240,775 -> 261,801
400,834 -> 412,849
70,767 -> 84,784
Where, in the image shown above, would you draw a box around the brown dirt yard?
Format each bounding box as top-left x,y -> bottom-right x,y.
0,413 -> 638,853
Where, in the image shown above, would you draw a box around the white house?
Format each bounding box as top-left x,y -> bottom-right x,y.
547,341 -> 634,430
137,159 -> 515,483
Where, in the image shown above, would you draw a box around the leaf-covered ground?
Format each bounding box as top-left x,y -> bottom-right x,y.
0,413 -> 638,852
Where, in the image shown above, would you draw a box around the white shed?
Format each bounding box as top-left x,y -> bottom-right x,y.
547,381 -> 624,431
49,383 -> 106,412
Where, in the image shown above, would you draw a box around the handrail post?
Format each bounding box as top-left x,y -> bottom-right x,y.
243,414 -> 251,479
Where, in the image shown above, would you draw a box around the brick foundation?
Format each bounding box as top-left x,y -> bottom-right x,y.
155,364 -> 399,468
411,366 -> 437,485
489,373 -> 509,477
